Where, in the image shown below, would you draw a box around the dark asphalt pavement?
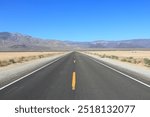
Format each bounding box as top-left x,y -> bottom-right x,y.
0,52 -> 150,100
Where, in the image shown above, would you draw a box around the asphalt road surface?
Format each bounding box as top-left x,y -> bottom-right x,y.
0,52 -> 150,100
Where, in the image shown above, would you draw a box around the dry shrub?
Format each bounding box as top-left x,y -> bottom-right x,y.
0,53 -> 62,67
143,58 -> 150,67
110,55 -> 119,59
101,54 -> 106,58
0,60 -> 11,66
121,58 -> 127,62
9,59 -> 16,63
121,57 -> 139,63
88,51 -> 150,68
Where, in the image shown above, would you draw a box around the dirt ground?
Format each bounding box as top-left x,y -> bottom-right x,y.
86,51 -> 150,68
87,51 -> 150,58
0,52 -> 62,60
0,52 -> 64,67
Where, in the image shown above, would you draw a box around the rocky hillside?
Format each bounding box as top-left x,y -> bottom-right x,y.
0,32 -> 75,51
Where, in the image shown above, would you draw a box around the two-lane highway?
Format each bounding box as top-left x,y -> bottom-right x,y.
0,52 -> 150,100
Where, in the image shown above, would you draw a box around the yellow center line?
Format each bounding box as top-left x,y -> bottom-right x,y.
72,72 -> 76,91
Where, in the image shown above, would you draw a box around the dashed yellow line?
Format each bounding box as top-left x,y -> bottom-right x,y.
72,72 -> 76,90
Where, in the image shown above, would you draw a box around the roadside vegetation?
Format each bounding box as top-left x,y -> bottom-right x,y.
143,58 -> 150,67
0,52 -> 63,67
86,51 -> 150,68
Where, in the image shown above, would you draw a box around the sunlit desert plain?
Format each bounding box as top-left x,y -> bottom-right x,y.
86,51 -> 150,67
0,52 -> 63,67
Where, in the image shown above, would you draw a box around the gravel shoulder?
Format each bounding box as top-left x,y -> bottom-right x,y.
0,53 -> 68,88
81,52 -> 150,84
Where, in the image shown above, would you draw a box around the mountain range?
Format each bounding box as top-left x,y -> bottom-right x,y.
0,32 -> 150,51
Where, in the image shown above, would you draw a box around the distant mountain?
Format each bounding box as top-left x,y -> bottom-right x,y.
89,39 -> 150,48
0,32 -> 150,51
0,32 -> 78,51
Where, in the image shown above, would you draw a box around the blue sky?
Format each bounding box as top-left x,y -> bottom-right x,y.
0,0 -> 150,41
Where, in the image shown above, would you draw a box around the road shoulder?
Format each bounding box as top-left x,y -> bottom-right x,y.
0,53 -> 68,88
80,52 -> 150,85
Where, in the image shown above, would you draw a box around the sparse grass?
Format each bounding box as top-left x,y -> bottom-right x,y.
94,54 -> 119,60
86,51 -> 150,68
0,52 -> 63,67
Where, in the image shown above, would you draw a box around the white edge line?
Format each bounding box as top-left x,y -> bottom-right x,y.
0,54 -> 67,91
86,55 -> 150,88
